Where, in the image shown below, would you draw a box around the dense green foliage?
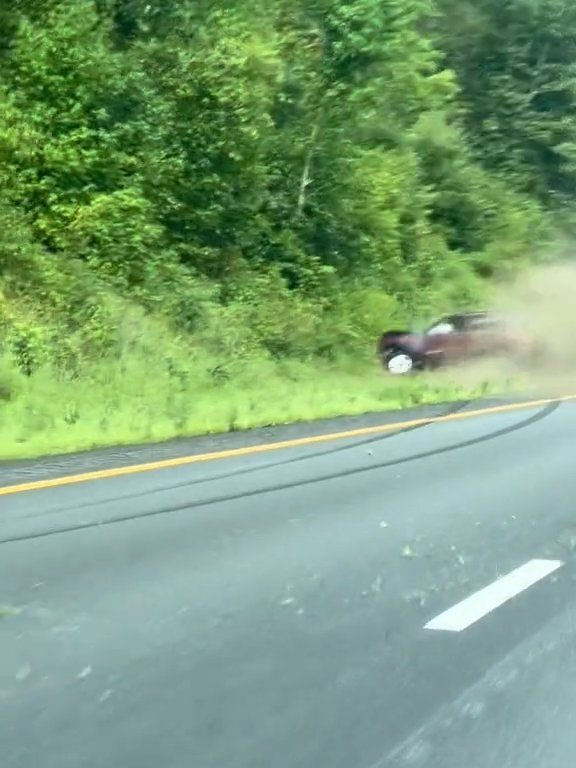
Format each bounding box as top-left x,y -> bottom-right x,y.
0,0 -> 572,453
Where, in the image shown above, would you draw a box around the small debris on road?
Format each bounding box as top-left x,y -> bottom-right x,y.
402,544 -> 417,559
77,666 -> 93,680
15,665 -> 32,681
280,597 -> 296,607
371,575 -> 383,594
99,689 -> 113,703
406,590 -> 426,607
0,605 -> 20,619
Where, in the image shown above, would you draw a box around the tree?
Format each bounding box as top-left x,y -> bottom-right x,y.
436,0 -> 576,204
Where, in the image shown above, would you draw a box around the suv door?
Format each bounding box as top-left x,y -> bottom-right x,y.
424,316 -> 470,363
464,315 -> 501,357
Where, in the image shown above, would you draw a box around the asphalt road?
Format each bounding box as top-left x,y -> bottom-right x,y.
2,398 -> 576,768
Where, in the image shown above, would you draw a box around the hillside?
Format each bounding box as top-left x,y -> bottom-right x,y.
1,0 -> 575,458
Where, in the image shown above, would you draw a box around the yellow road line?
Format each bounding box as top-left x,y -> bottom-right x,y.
1,394 -> 575,498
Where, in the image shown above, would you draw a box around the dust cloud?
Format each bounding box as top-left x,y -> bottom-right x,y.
448,263 -> 576,397
494,263 -> 576,396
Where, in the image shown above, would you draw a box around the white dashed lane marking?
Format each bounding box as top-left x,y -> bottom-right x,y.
425,559 -> 564,632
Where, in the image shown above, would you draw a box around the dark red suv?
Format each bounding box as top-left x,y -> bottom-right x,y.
377,312 -> 522,374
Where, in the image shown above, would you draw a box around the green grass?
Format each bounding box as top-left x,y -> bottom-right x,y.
0,348 -> 516,461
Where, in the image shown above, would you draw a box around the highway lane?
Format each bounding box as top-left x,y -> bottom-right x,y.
1,398 -> 576,767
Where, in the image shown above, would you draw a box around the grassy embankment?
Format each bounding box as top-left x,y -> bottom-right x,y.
0,347 -> 512,462
1,264 -> 515,462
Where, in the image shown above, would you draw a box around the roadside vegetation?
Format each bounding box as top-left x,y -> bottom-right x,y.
1,0 -> 575,459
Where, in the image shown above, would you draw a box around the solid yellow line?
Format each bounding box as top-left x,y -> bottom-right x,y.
1,394 -> 575,498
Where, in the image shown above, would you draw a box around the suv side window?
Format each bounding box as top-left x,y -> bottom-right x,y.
466,316 -> 497,332
427,319 -> 456,336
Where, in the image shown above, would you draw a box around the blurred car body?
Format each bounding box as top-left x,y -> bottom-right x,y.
377,311 -> 528,374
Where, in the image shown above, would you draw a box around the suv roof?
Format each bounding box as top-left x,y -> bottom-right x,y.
450,311 -> 490,321
425,311 -> 497,334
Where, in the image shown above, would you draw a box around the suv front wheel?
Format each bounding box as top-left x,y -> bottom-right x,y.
384,347 -> 417,375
